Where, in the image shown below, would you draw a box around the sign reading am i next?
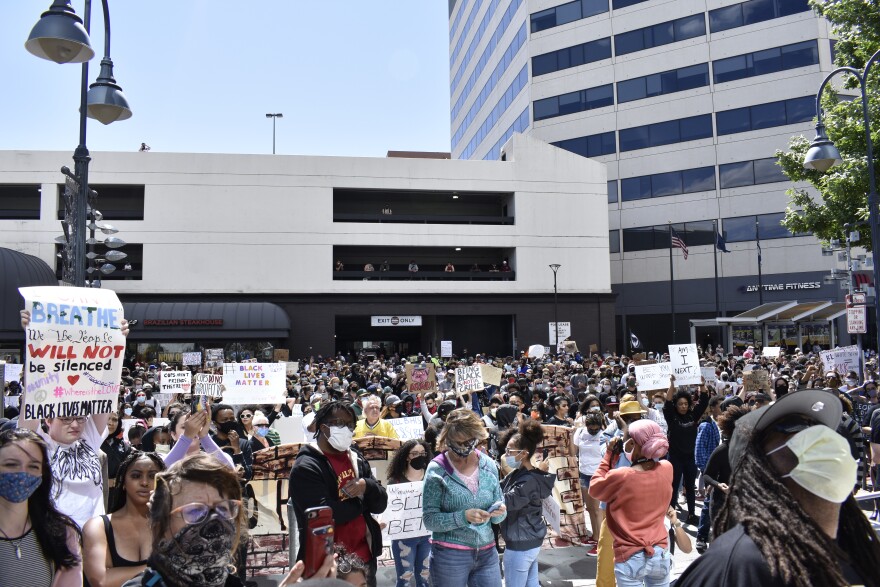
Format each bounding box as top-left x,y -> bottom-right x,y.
371,315 -> 423,327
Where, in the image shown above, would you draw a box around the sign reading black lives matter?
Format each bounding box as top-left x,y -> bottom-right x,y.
20,286 -> 125,420
668,343 -> 701,385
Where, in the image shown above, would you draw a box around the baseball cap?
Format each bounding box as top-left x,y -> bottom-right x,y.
728,389 -> 841,470
384,394 -> 401,407
605,395 -> 620,406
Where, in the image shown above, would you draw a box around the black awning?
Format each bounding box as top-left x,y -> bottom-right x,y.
123,302 -> 290,341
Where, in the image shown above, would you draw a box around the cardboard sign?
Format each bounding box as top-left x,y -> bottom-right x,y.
589,344 -> 599,353
285,361 -> 299,376
182,352 -> 202,366
700,367 -> 718,386
405,363 -> 438,394
20,286 -> 124,420
441,340 -> 452,358
742,369 -> 771,392
205,348 -> 224,368
193,373 -> 223,398
4,363 -> 23,385
633,362 -> 672,391
380,482 -> 430,542
762,346 -> 781,358
479,364 -> 503,387
455,365 -> 484,393
668,344 -> 701,385
820,345 -> 860,376
563,340 -> 579,354
272,415 -> 305,444
160,371 -> 191,394
542,494 -> 562,534
221,362 -> 286,404
632,353 -> 647,362
273,349 -> 290,362
389,416 -> 424,441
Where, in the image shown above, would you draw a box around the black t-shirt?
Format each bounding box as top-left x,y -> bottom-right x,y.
664,393 -> 708,458
546,415 -> 571,427
674,524 -> 867,586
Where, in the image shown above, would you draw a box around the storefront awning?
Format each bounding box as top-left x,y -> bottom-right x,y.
123,302 -> 290,341
714,300 -> 844,324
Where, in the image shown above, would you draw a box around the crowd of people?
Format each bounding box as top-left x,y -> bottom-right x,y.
3,318 -> 880,586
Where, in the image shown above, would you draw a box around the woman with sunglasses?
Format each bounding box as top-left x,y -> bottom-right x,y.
386,440 -> 433,587
83,451 -> 165,587
423,408 -> 507,587
247,411 -> 277,452
236,406 -> 256,438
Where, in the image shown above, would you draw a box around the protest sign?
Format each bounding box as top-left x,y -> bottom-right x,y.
480,364 -> 503,387
272,415 -> 305,444
632,353 -> 646,362
4,363 -> 23,385
19,286 -> 124,420
380,482 -> 430,542
455,365 -> 484,394
742,369 -> 771,392
527,344 -> 545,359
273,349 -> 289,362
160,371 -> 191,394
589,344 -> 598,353
182,352 -> 202,366
405,363 -> 437,394
440,340 -> 452,358
193,373 -> 223,398
389,416 -> 424,441
285,361 -> 299,376
668,344 -> 701,385
633,362 -> 672,390
820,345 -> 860,376
563,340 -> 579,354
542,494 -> 562,534
700,367 -> 717,386
205,348 -> 224,368
222,362 -> 286,404
762,346 -> 781,358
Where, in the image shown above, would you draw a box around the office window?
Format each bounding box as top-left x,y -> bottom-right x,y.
608,180 -> 619,204
610,229 -> 620,253
709,0 -> 811,33
720,157 -> 787,188
613,0 -> 650,9
622,221 -> 714,252
619,114 -> 712,152
552,132 -> 617,158
533,83 -> 614,121
531,0 -> 609,33
713,40 -> 818,84
722,212 -> 805,242
716,96 -> 814,136
621,166 -> 715,201
532,38 -> 612,76
615,13 -> 705,56
617,63 -> 709,103
0,185 -> 41,219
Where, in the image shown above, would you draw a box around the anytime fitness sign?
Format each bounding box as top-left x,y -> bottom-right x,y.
371,316 -> 422,327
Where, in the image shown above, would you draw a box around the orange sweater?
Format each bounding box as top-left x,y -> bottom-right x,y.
588,451 -> 673,563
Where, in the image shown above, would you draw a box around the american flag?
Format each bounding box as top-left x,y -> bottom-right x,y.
671,226 -> 689,260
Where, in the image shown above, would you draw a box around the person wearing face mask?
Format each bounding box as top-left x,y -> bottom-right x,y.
247,411 -> 276,452
210,405 -> 254,482
423,408 -> 507,587
386,440 -> 433,587
499,419 -> 554,587
0,428 -> 83,587
676,389 -> 880,587
571,412 -> 607,556
290,402 -> 388,587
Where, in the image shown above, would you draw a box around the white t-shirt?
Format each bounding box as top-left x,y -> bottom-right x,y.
572,426 -> 606,476
38,417 -> 108,528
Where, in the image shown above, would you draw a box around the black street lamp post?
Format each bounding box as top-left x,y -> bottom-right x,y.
549,264 -> 561,350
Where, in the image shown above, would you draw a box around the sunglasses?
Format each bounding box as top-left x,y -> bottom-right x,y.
239,414 -> 253,419
170,499 -> 241,525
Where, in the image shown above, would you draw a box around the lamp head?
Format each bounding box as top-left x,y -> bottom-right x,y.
803,122 -> 842,172
87,58 -> 132,125
25,0 -> 94,64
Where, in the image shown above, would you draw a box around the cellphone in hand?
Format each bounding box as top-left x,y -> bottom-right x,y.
304,506 -> 334,578
542,448 -> 549,460
487,501 -> 503,514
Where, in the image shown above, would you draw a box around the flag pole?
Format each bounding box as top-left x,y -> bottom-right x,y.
669,221 -> 676,342
756,219 -> 764,305
714,219 -> 721,347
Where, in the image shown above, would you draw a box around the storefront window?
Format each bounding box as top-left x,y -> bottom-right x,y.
732,326 -> 762,353
131,341 -> 277,367
801,323 -> 830,351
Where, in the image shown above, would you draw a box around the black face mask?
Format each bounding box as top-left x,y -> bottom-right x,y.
218,421 -> 238,435
409,455 -> 428,470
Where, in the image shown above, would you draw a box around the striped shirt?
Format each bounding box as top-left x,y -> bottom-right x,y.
0,528 -> 54,587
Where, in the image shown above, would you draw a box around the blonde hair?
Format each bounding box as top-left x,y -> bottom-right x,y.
437,408 -> 488,448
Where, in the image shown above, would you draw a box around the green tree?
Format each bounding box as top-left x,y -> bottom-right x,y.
777,0 -> 880,247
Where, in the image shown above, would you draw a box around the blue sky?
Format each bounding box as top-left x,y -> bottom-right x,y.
1,1 -> 451,157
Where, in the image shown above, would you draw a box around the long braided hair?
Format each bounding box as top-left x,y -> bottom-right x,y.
716,433 -> 880,587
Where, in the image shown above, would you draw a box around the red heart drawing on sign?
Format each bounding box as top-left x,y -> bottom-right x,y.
182,384 -> 191,392
67,375 -> 80,386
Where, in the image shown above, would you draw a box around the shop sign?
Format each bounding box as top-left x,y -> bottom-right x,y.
739,282 -> 821,293
371,316 -> 422,327
142,319 -> 224,327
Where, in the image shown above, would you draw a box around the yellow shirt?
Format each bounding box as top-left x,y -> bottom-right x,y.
353,418 -> 399,439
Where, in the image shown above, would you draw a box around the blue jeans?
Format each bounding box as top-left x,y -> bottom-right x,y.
697,493 -> 711,542
429,544 -> 502,587
613,546 -> 672,587
502,546 -> 541,587
392,536 -> 431,587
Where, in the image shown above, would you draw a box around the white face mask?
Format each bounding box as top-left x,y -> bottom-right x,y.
155,443 -> 171,455
766,425 -> 857,503
640,397 -> 649,408
324,424 -> 354,452
846,378 -> 858,387
654,402 -> 664,411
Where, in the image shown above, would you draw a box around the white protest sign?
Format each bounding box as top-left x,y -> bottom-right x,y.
160,371 -> 191,394
542,494 -> 561,534
205,348 -> 224,368
548,322 -> 571,346
272,414 -> 305,444
20,286 -> 125,420
633,362 -> 672,390
762,346 -> 781,358
480,364 -> 503,387
700,367 -> 717,386
193,373 -> 223,398
455,365 -> 484,393
4,364 -> 23,385
820,345 -> 860,376
441,340 -> 452,358
668,344 -> 701,385
380,482 -> 430,542
389,416 -> 424,441
285,362 -> 299,376
221,362 -> 286,404
182,352 -> 202,366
